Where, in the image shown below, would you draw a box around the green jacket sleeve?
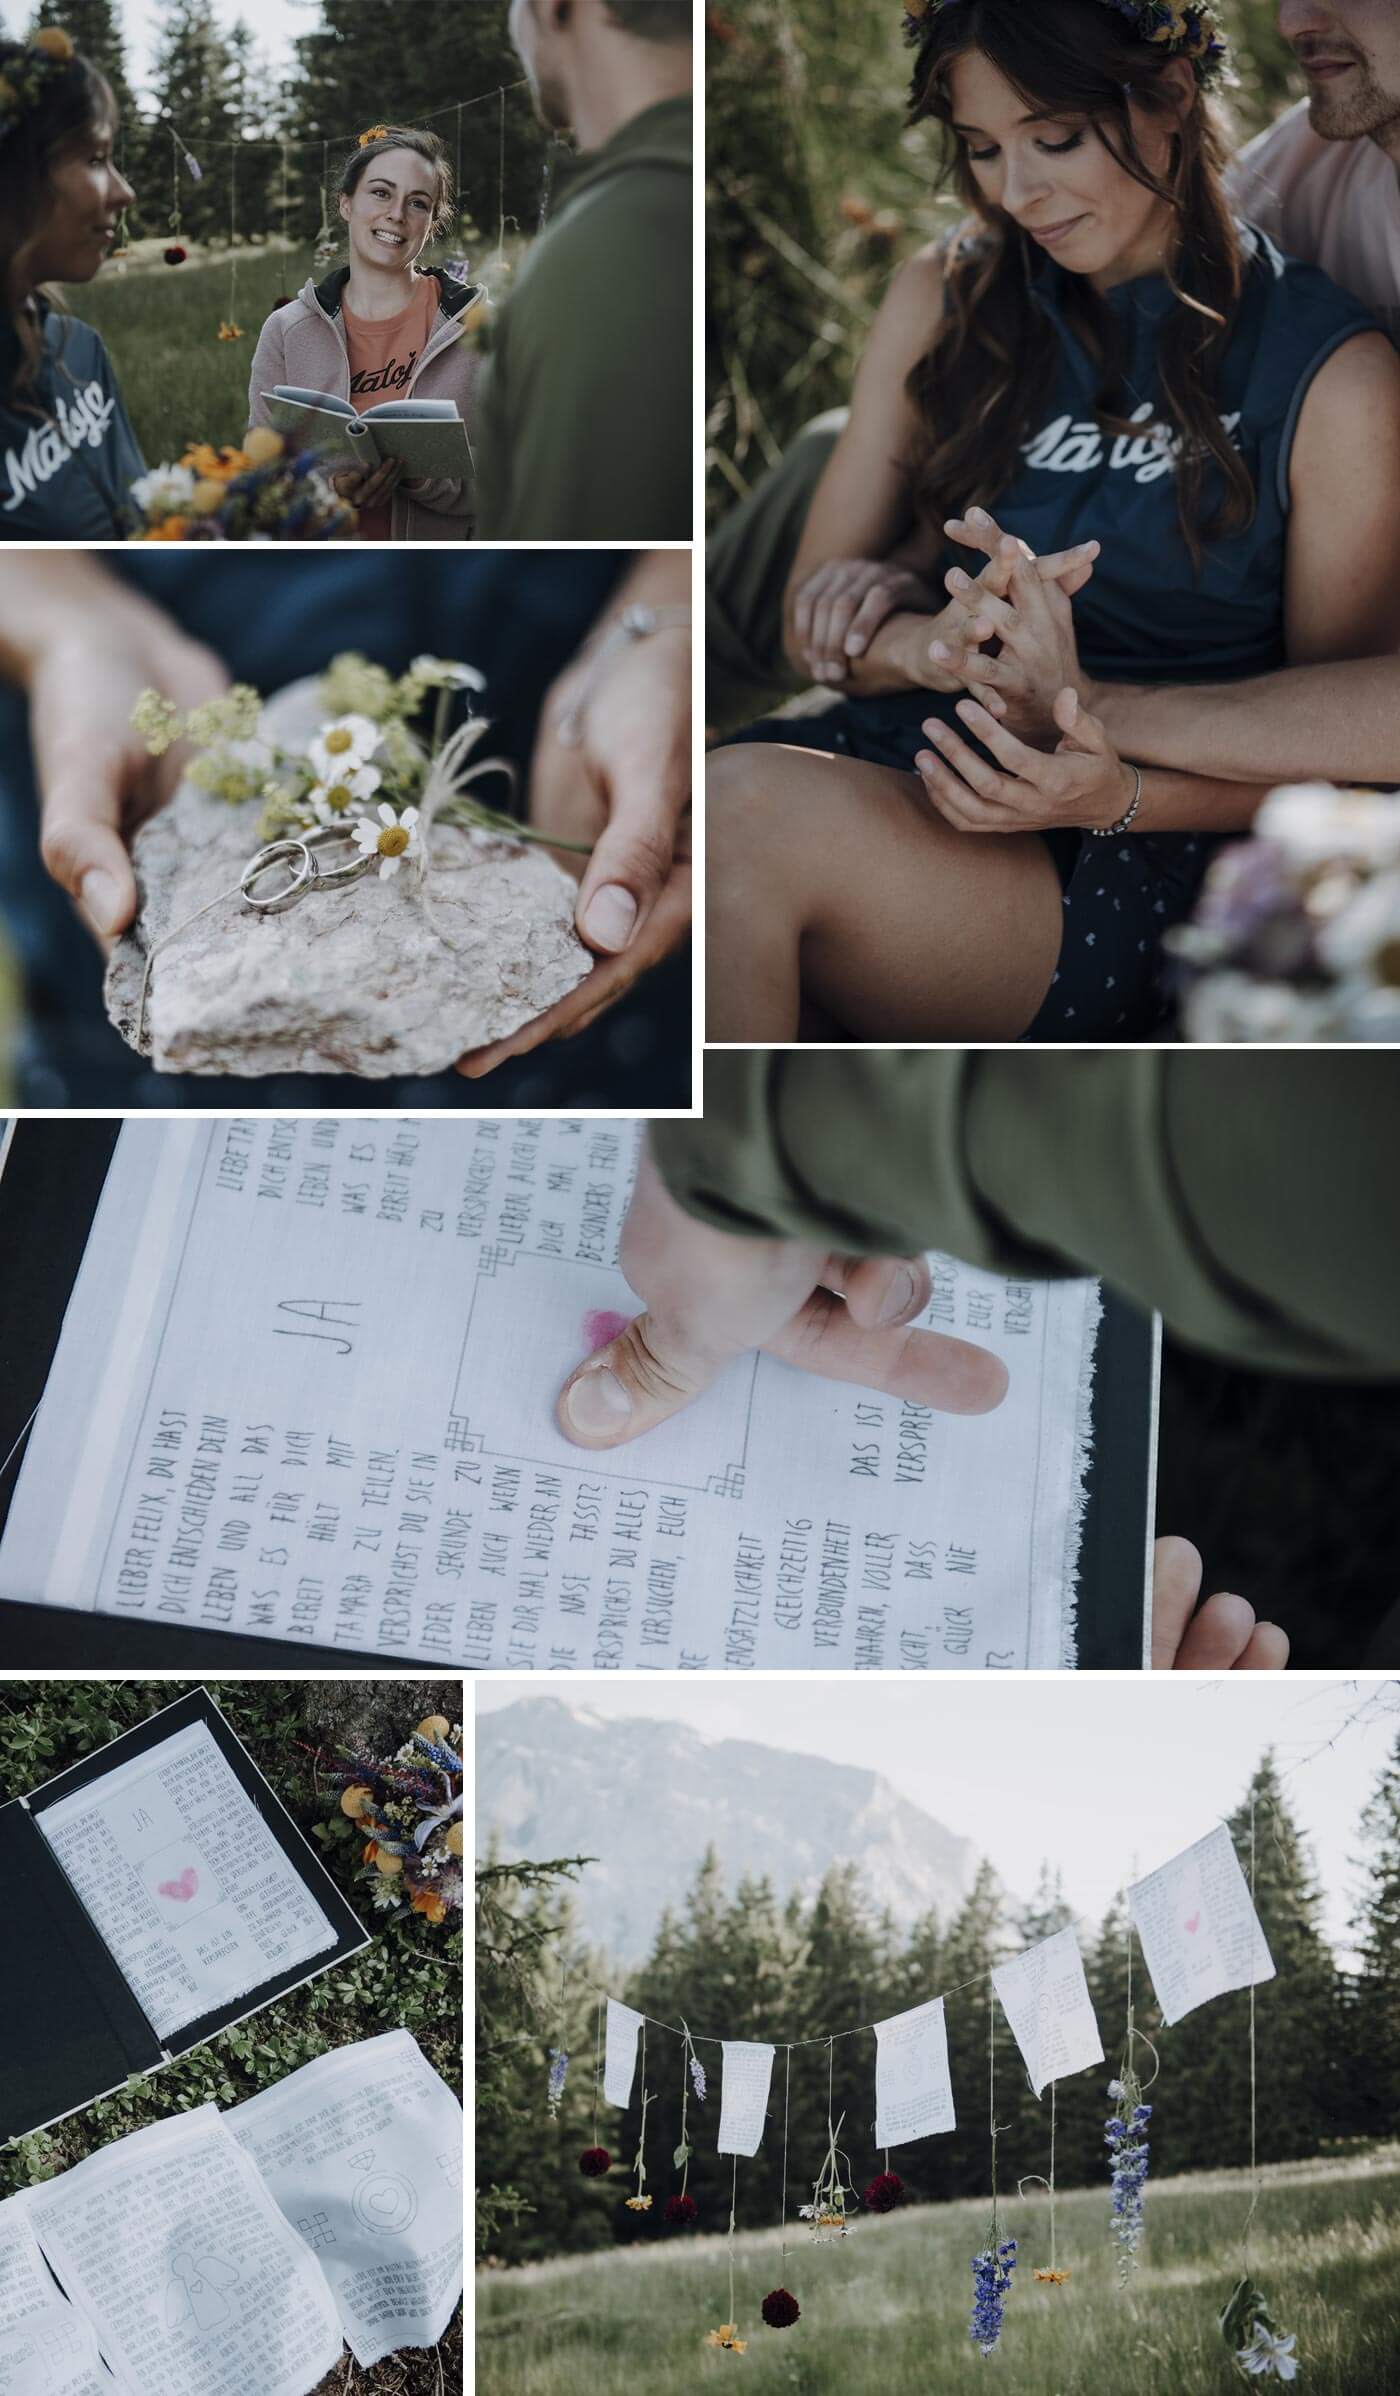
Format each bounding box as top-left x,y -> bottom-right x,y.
651,1053 -> 1400,1381
475,167 -> 691,541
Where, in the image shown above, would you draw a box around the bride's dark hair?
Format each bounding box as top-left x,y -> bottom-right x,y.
905,0 -> 1252,566
0,40 -> 116,402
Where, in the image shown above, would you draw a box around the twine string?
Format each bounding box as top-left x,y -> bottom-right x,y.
1242,1791 -> 1260,2265
497,87 -> 507,261
727,2155 -> 738,2326
780,2046 -> 791,2275
678,2021 -> 692,2199
1050,2078 -> 1057,2272
592,1996 -> 602,2149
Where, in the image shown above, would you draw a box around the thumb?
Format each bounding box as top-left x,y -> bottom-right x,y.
557,1310 -> 727,1448
1052,684 -> 1103,751
38,758 -> 137,938
574,797 -> 675,955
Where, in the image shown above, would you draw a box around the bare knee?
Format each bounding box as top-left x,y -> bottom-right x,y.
706,742 -> 804,924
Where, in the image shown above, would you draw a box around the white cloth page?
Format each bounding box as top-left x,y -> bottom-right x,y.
717,2042 -> 775,2157
0,2306 -> 127,2396
873,1997 -> 956,2149
1129,1824 -> 1276,2027
35,1721 -> 339,2039
24,2107 -> 343,2396
0,1119 -> 1111,1669
230,2030 -> 462,2370
0,2199 -> 61,2335
991,1927 -> 1104,2097
603,2000 -> 643,2110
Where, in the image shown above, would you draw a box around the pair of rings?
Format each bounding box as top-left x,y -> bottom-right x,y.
239,823 -> 373,914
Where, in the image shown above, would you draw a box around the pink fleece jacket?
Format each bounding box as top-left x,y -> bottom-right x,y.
248,266 -> 484,541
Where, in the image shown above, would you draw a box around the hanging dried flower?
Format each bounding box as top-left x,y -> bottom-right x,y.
664,2193 -> 698,2228
761,2288 -> 800,2329
970,2236 -> 1017,2354
705,2323 -> 747,2352
163,244 -> 187,265
577,2147 -> 611,2179
864,2171 -> 905,2213
689,2051 -> 707,2103
1034,2268 -> 1071,2285
624,2194 -> 653,2213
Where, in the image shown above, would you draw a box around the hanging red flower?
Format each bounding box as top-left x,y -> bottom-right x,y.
578,2147 -> 612,2178
761,2288 -> 800,2329
163,245 -> 187,265
664,2193 -> 698,2228
864,2171 -> 905,2213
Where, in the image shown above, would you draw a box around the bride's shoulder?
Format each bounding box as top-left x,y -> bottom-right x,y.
876,239 -> 950,335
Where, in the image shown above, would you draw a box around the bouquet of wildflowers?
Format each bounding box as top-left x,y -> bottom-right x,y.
319,1711 -> 463,1925
798,2110 -> 858,2243
969,2223 -> 1017,2355
1105,2072 -> 1151,2284
128,429 -> 353,541
1170,784 -> 1400,1041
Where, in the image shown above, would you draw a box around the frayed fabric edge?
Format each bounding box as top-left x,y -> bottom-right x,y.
1059,1278 -> 1105,1670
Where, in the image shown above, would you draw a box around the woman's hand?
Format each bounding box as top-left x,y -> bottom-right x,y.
32,604 -> 228,944
457,621 -> 691,1077
789,557 -> 939,683
1151,1537 -> 1290,1670
329,457 -> 403,511
915,685 -> 1135,834
553,1142 -> 1008,1446
941,544 -> 1095,744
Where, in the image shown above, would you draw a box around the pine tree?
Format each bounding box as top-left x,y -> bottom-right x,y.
141,0 -> 240,249
32,0 -> 135,119
474,1849 -> 595,2260
1352,1729 -> 1400,2132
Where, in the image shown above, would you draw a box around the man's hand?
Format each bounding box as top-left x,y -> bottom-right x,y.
457,620 -> 690,1077
33,613 -> 228,945
1151,1536 -> 1291,1670
790,557 -> 938,682
554,1143 -> 1008,1445
937,542 -> 1096,744
915,686 -> 1134,834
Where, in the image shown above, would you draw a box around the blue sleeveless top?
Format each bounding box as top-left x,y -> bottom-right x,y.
958,224 -> 1377,683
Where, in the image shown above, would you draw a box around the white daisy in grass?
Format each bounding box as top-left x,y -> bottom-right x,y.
308,713 -> 382,782
353,802 -> 421,879
309,759 -> 381,824
408,656 -> 486,691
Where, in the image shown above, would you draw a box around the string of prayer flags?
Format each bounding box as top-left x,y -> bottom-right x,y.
604,2000 -> 645,2108
992,1927 -> 1104,2097
873,1997 -> 956,2149
1128,1824 -> 1276,2027
717,2042 -> 776,2157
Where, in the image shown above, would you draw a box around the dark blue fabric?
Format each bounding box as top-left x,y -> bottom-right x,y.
0,309 -> 146,539
0,551 -> 690,1107
961,224 -> 1376,683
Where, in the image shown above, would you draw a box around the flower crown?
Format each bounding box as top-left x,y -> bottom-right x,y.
903,0 -> 1228,85
0,26 -> 78,144
357,124 -> 390,147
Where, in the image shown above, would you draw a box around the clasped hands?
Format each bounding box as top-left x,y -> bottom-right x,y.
792,507 -> 1137,836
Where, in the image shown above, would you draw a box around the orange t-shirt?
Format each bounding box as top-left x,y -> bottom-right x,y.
340,276 -> 439,540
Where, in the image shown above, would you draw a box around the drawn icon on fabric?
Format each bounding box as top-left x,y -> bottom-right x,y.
351,2154 -> 419,2237
164,2247 -> 241,2332
297,2209 -> 336,2253
157,1865 -> 199,1903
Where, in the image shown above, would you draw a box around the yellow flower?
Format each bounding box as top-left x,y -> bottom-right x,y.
217,320 -> 244,341
242,425 -> 283,466
137,517 -> 191,542
181,442 -> 248,483
374,1849 -> 404,1878
359,124 -> 389,146
409,1885 -> 448,1925
32,27 -> 75,60
625,2195 -> 653,2212
189,479 -> 226,517
1034,2267 -> 1071,2284
446,1820 -> 464,1858
706,2323 -> 747,2352
416,1714 -> 451,1742
339,1784 -> 375,1820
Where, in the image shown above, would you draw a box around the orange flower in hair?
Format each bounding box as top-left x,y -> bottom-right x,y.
358,125 -> 390,147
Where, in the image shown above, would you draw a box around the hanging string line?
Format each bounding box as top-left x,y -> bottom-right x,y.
727,2155 -> 738,2325
780,2048 -> 791,2277
591,1996 -> 601,2150
137,82 -> 531,162
1241,1790 -> 1261,2265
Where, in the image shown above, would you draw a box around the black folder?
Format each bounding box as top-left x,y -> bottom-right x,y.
0,1685 -> 367,2140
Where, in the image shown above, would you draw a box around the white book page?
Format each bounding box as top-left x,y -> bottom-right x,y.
717,2042 -> 775,2157
0,1119 -> 1110,1669
24,2109 -> 343,2396
34,1721 -> 339,2040
1129,1824 -> 1276,2027
873,1997 -> 956,2148
0,2200 -> 61,2335
991,1927 -> 1104,2097
230,2030 -> 463,2370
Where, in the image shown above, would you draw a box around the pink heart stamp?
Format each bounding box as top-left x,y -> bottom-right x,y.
158,1866 -> 198,1903
1183,1911 -> 1200,1934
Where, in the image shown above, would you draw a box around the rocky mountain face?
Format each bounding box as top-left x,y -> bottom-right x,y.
477,1697 -> 980,1963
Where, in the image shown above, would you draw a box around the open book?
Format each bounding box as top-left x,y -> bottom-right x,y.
0,1121 -> 1158,1670
0,2029 -> 461,2394
262,385 -> 473,479
0,1686 -> 367,2142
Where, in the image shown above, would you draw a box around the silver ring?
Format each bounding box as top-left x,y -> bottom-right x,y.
240,839 -> 313,913
302,823 -> 374,889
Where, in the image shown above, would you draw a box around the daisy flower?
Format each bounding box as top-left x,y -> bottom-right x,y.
408,656 -> 486,692
353,803 -> 421,879
309,760 -> 381,823
309,713 -> 382,782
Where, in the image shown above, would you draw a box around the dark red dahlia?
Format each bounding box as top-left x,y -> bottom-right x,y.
163,245 -> 187,264
578,2146 -> 611,2178
864,2171 -> 905,2213
761,2288 -> 800,2329
664,2193 -> 698,2227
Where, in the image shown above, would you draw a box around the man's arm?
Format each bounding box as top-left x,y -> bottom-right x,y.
1095,652 -> 1400,784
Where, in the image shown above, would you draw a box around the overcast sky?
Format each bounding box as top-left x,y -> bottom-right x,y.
123,1 -> 299,104
475,1677 -> 1400,1964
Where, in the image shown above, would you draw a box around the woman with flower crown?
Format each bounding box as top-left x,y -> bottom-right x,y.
248,126 -> 484,543
706,0 -> 1400,1041
0,27 -> 147,538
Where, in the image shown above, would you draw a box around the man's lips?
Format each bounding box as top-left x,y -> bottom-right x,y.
1296,54 -> 1360,79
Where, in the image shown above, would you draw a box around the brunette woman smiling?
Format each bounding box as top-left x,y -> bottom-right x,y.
0,30 -> 144,539
249,126 -> 483,542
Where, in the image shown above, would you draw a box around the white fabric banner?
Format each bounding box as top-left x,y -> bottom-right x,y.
603,2000 -> 644,2109
992,1927 -> 1104,2097
717,2043 -> 775,2157
0,2308 -> 120,2396
873,1997 -> 955,2149
1129,1823 -> 1276,2026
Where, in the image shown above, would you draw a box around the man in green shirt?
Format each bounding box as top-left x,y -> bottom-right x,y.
479,0 -> 692,539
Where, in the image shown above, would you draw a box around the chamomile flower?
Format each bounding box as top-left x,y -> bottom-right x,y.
309,760 -> 381,823
408,656 -> 486,691
309,713 -> 382,782
353,802 -> 421,879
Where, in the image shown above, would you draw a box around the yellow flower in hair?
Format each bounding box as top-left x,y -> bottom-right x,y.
359,124 -> 389,147
31,27 -> 75,61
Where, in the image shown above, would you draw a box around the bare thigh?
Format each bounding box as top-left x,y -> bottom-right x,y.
709,740 -> 1064,1041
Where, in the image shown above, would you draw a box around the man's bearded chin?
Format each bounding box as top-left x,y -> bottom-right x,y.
1306,58 -> 1400,143
527,64 -> 573,133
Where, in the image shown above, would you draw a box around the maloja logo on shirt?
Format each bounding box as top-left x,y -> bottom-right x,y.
350,349 -> 419,398
1022,400 -> 1243,485
3,378 -> 118,512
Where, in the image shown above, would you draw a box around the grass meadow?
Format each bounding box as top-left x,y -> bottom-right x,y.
477,2145 -> 1400,2396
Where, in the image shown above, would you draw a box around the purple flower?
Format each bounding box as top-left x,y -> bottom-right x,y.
969,2236 -> 1016,2354
1106,2079 -> 1151,2281
689,2052 -> 707,2104
547,2048 -> 569,2112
